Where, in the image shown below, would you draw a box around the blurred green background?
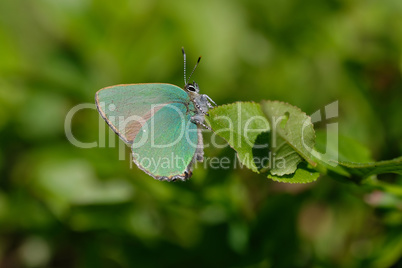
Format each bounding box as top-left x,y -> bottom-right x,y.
1,0 -> 402,267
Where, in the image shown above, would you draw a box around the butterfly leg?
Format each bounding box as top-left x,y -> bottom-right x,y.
191,115 -> 211,130
195,128 -> 204,162
205,95 -> 217,107
193,119 -> 211,130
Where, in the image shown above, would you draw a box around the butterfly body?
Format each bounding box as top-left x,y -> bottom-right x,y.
95,50 -> 215,181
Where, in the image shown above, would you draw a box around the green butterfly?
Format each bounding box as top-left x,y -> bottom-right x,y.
95,48 -> 216,181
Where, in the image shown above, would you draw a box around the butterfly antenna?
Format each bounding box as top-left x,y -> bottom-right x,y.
182,47 -> 187,85
187,56 -> 201,83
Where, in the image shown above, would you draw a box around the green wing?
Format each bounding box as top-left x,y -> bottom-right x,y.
95,83 -> 190,144
96,83 -> 199,181
132,102 -> 199,181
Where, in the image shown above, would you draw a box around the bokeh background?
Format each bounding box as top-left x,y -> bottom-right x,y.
1,0 -> 402,267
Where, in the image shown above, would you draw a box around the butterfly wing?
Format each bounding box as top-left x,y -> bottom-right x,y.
132,102 -> 199,181
95,83 -> 199,181
95,83 -> 190,144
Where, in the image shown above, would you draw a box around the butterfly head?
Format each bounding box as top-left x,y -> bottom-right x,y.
185,81 -> 200,94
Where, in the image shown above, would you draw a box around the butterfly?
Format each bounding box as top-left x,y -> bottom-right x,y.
95,48 -> 216,181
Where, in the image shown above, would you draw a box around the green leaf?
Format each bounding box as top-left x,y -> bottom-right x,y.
208,102 -> 270,173
208,101 -> 319,184
260,100 -> 316,175
267,162 -> 321,184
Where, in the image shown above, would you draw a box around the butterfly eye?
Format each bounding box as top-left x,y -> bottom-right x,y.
187,85 -> 196,92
